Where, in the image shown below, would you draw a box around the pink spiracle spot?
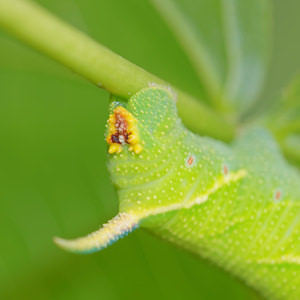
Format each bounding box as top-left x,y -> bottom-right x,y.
223,163 -> 229,176
273,188 -> 283,201
186,155 -> 195,167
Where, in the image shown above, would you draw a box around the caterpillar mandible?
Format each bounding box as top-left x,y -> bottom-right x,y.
55,87 -> 300,300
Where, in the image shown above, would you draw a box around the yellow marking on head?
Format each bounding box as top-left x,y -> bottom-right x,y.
108,143 -> 123,154
106,106 -> 143,154
133,144 -> 143,154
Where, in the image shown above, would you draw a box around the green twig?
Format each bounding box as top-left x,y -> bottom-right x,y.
0,0 -> 234,141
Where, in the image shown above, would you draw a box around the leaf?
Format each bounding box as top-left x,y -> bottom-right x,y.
282,134 -> 300,167
275,74 -> 300,135
150,0 -> 271,113
264,73 -> 300,166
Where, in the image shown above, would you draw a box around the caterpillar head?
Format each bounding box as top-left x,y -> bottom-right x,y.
54,86 -> 181,254
106,86 -> 178,157
106,86 -> 182,211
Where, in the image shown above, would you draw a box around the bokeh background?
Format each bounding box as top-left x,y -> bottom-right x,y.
0,1 -> 300,299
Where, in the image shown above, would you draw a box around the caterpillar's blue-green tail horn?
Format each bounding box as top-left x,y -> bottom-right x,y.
54,213 -> 140,254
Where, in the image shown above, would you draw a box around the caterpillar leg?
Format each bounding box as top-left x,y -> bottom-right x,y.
54,213 -> 139,254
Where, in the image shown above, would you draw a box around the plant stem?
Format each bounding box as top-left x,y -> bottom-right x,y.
0,0 -> 234,141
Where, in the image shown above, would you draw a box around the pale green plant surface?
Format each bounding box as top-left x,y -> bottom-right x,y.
151,0 -> 271,114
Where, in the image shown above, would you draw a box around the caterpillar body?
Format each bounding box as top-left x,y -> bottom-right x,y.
55,87 -> 300,300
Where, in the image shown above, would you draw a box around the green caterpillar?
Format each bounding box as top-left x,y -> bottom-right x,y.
55,87 -> 300,300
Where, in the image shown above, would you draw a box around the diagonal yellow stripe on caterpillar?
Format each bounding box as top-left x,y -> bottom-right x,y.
54,169 -> 246,254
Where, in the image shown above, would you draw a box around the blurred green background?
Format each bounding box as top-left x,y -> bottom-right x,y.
0,1 -> 300,299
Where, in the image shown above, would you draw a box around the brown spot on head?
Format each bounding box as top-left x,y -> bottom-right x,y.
111,134 -> 120,144
106,106 -> 142,154
115,111 -> 128,134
